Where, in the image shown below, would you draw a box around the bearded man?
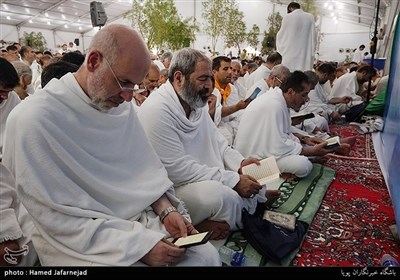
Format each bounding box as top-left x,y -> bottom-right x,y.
2,25 -> 220,266
138,48 -> 280,240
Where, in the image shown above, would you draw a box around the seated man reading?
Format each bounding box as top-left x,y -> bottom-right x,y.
138,48 -> 280,240
235,71 -> 343,179
2,25 -> 219,266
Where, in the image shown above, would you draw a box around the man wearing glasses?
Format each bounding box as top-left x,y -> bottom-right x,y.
2,24 -> 219,267
244,64 -> 290,100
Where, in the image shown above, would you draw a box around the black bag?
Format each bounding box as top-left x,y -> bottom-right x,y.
241,209 -> 309,263
344,102 -> 368,122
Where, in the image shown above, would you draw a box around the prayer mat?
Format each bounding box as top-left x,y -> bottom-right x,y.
220,164 -> 335,266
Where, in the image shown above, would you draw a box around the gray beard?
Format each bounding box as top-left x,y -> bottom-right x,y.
179,82 -> 207,110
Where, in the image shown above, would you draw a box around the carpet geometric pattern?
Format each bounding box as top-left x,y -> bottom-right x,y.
221,125 -> 399,267
329,124 -> 376,159
292,126 -> 399,266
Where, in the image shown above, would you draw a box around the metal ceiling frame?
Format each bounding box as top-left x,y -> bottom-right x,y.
1,0 -> 132,35
0,0 -> 395,34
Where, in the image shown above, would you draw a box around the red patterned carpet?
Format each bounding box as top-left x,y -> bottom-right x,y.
292,125 -> 400,266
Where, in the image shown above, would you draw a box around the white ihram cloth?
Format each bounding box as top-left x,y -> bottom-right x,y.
244,79 -> 269,100
30,60 -> 42,91
307,83 -> 335,121
221,84 -> 242,145
329,71 -> 363,114
233,79 -> 247,100
245,64 -> 271,90
210,87 -> 231,144
138,82 -> 263,230
235,87 -> 312,178
352,49 -> 364,63
0,91 -> 20,160
2,73 -> 219,266
213,85 -> 242,145
210,87 -> 223,126
0,163 -> 38,266
276,9 -> 316,71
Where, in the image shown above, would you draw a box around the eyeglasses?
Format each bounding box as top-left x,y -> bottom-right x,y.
274,75 -> 284,84
102,55 -> 135,95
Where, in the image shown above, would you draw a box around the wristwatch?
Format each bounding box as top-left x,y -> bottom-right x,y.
159,206 -> 178,223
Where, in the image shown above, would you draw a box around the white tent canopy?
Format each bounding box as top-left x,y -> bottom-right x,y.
1,0 -> 399,62
0,0 -> 392,33
1,0 -> 132,34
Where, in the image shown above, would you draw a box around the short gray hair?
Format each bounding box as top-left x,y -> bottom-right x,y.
270,64 -> 290,79
168,48 -> 210,83
231,60 -> 242,68
11,61 -> 32,78
160,51 -> 173,63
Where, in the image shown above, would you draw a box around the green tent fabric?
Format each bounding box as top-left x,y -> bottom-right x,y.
365,87 -> 387,116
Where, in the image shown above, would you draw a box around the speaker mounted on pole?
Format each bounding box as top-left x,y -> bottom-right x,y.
90,1 -> 108,27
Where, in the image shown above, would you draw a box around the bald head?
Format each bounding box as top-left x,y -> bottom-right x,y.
76,24 -> 152,111
88,24 -> 151,75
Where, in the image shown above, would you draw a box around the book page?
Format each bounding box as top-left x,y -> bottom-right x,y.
173,232 -> 209,247
242,157 -> 280,185
326,136 -> 340,149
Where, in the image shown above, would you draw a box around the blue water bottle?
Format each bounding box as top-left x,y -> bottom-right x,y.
380,254 -> 399,267
218,246 -> 247,267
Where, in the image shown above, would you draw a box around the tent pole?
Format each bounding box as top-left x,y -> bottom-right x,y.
366,0 -> 381,103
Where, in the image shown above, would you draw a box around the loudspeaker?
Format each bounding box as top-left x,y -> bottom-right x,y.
74,38 -> 79,46
90,1 -> 108,27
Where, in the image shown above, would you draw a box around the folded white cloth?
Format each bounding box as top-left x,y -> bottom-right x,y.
349,117 -> 384,134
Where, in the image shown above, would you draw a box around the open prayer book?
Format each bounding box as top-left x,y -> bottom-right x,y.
172,231 -> 212,248
242,156 -> 280,185
326,136 -> 340,149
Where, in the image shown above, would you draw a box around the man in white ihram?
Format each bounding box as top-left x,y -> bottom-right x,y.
235,71 -> 331,179
138,48 -> 280,241
276,2 -> 316,71
2,24 -> 220,266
